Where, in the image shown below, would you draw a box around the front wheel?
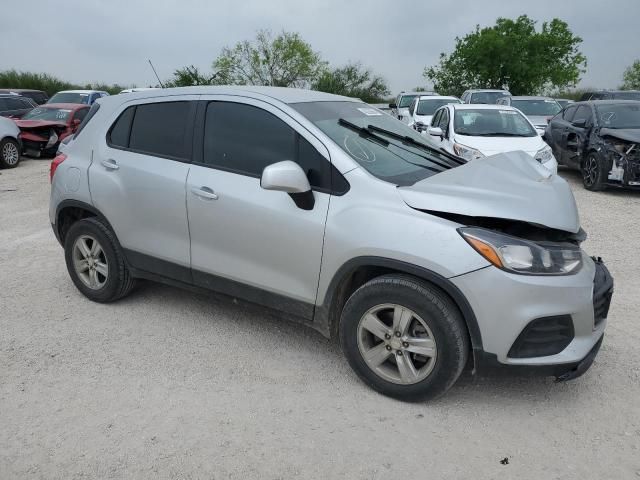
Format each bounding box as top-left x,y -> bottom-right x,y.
0,138 -> 20,168
582,153 -> 607,191
339,275 -> 469,401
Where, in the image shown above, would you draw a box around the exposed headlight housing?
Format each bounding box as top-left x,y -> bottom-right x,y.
534,145 -> 554,164
453,143 -> 485,161
45,130 -> 59,148
459,227 -> 583,275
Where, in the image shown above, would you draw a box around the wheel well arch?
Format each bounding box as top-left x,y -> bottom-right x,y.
55,200 -> 114,245
316,257 -> 483,353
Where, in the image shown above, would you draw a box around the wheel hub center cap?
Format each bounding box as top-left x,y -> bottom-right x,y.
390,338 -> 403,350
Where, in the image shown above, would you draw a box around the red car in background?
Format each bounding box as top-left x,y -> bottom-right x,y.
15,103 -> 89,157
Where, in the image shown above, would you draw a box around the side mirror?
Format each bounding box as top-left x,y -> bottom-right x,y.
572,118 -> 587,128
427,126 -> 444,138
261,160 -> 314,210
389,103 -> 397,109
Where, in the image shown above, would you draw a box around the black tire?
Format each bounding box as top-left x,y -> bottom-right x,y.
0,138 -> 20,169
64,217 -> 135,302
339,274 -> 469,402
581,152 -> 608,191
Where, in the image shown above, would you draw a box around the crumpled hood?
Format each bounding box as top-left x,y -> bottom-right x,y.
15,119 -> 67,130
397,150 -> 580,233
600,128 -> 640,144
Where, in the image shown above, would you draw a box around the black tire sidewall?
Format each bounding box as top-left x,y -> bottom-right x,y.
339,276 -> 468,401
64,218 -> 123,302
582,152 -> 607,191
0,138 -> 20,169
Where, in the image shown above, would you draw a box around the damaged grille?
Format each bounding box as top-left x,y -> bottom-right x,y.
592,257 -> 613,327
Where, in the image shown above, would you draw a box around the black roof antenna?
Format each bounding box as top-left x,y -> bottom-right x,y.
148,59 -> 165,88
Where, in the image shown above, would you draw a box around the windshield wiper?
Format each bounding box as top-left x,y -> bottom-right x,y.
337,118 -> 442,174
365,124 -> 465,167
474,132 -> 529,137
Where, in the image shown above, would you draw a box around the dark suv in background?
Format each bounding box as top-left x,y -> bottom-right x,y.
0,94 -> 37,118
0,89 -> 48,104
579,90 -> 640,101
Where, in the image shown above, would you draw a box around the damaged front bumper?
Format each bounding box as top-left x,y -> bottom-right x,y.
18,130 -> 60,158
603,139 -> 640,188
452,254 -> 612,380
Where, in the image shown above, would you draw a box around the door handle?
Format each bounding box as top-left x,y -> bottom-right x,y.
101,159 -> 119,170
191,186 -> 218,200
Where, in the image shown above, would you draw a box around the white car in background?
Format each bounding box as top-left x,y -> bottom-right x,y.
497,96 -> 562,135
427,103 -> 558,174
0,115 -> 21,168
461,89 -> 511,104
390,91 -> 437,124
407,96 -> 461,133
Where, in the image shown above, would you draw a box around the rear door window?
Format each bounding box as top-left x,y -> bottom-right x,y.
563,106 -> 577,121
128,102 -> 191,159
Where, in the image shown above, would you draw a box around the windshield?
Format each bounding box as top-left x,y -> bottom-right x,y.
48,92 -> 90,104
454,109 -> 537,137
398,95 -> 419,108
22,107 -> 71,122
596,103 -> 640,129
512,99 -> 561,116
292,101 -> 461,186
416,98 -> 461,115
612,91 -> 640,101
470,91 -> 509,104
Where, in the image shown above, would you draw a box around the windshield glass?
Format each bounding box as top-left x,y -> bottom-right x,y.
398,95 -> 419,108
454,108 -> 537,137
613,91 -> 640,101
470,91 -> 509,104
292,101 -> 461,186
22,107 -> 71,122
416,98 -> 461,115
596,103 -> 640,129
512,99 -> 561,116
48,92 -> 90,104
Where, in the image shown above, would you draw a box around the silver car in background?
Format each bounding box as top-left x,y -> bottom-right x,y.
49,86 -> 612,401
498,96 -> 563,135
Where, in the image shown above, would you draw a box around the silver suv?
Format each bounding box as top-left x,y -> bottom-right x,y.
49,87 -> 613,401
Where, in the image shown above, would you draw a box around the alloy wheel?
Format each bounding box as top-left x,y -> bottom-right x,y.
72,235 -> 109,290
583,156 -> 598,187
2,142 -> 19,166
357,303 -> 437,385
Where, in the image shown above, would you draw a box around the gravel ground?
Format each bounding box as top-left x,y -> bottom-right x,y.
1,158 -> 639,479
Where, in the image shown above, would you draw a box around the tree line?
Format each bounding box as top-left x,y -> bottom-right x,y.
2,15 -> 639,102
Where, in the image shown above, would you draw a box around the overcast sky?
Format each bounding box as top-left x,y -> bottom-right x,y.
2,0 -> 638,93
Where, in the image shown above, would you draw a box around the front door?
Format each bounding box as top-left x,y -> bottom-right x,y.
186,97 -> 332,318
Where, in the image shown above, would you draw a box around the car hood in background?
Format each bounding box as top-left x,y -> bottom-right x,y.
600,128 -> 640,144
15,119 -> 67,129
453,134 -> 543,156
526,115 -> 552,127
397,150 -> 580,233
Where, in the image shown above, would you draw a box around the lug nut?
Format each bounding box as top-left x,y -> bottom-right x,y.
395,331 -> 401,337
397,350 -> 403,356
403,342 -> 409,348
386,345 -> 392,351
385,333 -> 391,339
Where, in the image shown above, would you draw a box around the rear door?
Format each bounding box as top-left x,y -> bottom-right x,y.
90,97 -> 197,281
548,105 -> 576,163
186,96 -> 332,317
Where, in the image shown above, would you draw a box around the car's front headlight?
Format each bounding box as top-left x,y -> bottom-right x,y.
534,145 -> 554,164
459,227 -> 583,275
453,143 -> 485,161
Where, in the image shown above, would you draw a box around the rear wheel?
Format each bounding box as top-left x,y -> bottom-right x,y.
582,153 -> 607,191
0,138 -> 20,168
339,274 -> 469,401
64,217 -> 135,302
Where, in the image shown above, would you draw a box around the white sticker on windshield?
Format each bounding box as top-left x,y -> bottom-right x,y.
544,100 -> 555,103
498,110 -> 517,114
358,107 -> 383,116
80,94 -> 89,96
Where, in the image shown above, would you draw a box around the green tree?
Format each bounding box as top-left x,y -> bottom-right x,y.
213,30 -> 325,87
621,60 -> 640,90
424,15 -> 586,96
312,62 -> 389,102
164,65 -> 218,87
